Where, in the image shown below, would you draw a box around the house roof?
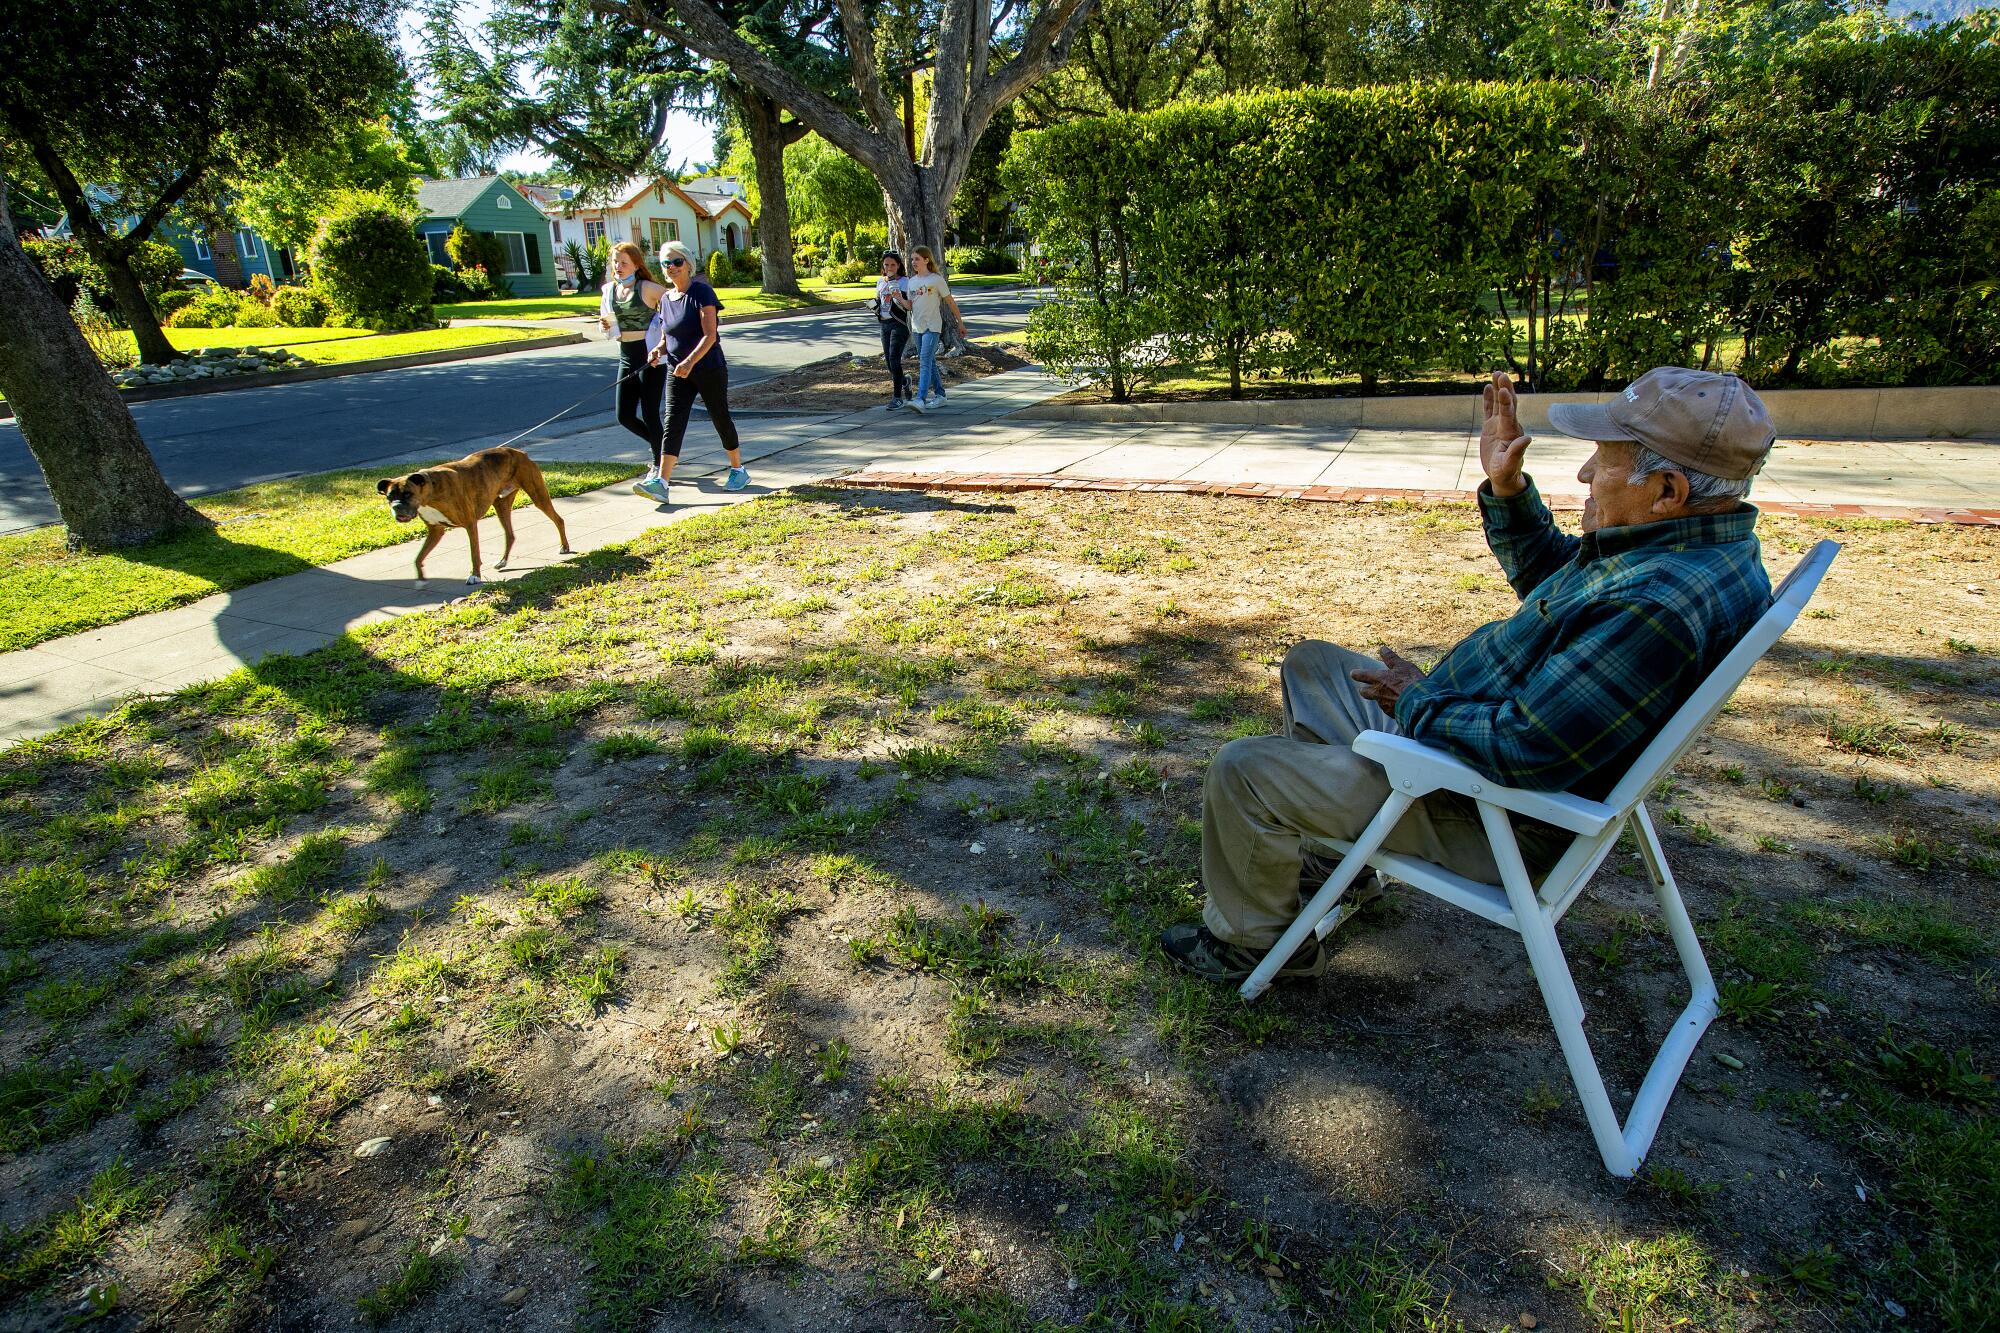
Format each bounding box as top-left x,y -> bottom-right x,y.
548,176 -> 754,223
416,175 -> 511,219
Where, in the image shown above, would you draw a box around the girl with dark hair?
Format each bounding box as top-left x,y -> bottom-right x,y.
872,250 -> 911,410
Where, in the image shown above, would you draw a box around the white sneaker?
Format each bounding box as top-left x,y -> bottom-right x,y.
907,397 -> 930,414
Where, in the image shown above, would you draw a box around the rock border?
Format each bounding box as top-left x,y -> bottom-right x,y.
0,331 -> 584,421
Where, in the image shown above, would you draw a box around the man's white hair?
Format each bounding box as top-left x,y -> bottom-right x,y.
1628,444 -> 1752,503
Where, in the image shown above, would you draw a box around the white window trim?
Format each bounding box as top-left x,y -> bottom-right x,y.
649,217 -> 680,247
495,230 -> 530,275
193,237 -> 211,261
237,229 -> 258,259
496,193 -> 513,209
583,219 -> 606,246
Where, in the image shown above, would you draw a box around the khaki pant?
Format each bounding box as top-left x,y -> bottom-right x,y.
1202,641 -> 1559,947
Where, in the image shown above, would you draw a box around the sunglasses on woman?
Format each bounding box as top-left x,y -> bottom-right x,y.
663,257 -> 687,268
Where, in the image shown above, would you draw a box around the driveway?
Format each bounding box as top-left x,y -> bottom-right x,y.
0,289 -> 1038,534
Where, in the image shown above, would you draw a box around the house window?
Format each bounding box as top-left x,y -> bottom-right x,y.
496,231 -> 530,275
649,218 -> 679,249
496,194 -> 512,209
193,236 -> 211,261
237,229 -> 259,259
583,219 -> 606,246
425,230 -> 451,265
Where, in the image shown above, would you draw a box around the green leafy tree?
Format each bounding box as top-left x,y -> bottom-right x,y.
230,118 -> 423,254
0,0 -> 402,366
786,135 -> 886,256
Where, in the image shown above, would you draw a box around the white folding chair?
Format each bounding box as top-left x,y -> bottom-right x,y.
1242,540 -> 1840,1177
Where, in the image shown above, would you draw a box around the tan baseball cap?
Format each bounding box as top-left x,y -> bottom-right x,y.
1546,367 -> 1776,480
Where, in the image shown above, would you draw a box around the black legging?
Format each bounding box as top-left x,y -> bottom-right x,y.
616,338 -> 668,466
664,358 -> 739,459
879,318 -> 910,400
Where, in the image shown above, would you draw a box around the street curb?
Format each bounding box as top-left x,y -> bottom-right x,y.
0,331 -> 585,421
832,470 -> 2000,527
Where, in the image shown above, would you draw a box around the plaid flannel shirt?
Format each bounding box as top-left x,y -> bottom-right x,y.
1394,478 -> 1772,799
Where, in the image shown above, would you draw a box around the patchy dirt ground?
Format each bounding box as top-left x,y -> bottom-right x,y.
735,341 -> 1030,413
0,489 -> 1994,1333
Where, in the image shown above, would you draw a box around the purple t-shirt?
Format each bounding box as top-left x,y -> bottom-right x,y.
649,277 -> 725,371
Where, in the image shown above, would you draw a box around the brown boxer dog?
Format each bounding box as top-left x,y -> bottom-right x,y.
376,446 -> 573,589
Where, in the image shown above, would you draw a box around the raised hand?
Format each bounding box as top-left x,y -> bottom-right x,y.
1479,370 -> 1532,497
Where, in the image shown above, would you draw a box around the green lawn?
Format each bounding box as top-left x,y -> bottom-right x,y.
108,325 -> 553,366
0,459 -> 642,652
437,274 -> 1024,323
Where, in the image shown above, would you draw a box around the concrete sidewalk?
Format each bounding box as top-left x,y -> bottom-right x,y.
5,365 -> 1996,746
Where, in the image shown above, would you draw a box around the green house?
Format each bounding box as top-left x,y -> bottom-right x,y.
415,176 -> 558,298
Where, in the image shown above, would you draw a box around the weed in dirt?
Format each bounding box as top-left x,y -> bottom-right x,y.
0,1160 -> 166,1296
356,1245 -> 457,1324
593,731 -> 664,761
236,829 -> 346,902
550,1132 -> 726,1329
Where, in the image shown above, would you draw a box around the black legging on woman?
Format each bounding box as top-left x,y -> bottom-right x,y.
663,360 -> 740,459
616,338 -> 669,466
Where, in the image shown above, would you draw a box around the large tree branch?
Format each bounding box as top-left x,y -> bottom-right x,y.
828,0 -> 906,146
966,0 -> 1097,134
592,0 -> 894,173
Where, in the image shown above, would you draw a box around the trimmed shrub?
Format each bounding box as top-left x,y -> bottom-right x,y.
704,249 -> 732,285
232,295 -> 279,328
452,266 -> 509,301
817,258 -> 870,285
163,287 -> 247,330
1008,25 -> 2000,395
309,202 -> 434,332
735,247 -> 762,280
946,245 -> 1016,275
155,288 -> 196,319
444,224 -> 508,276
271,285 -> 329,328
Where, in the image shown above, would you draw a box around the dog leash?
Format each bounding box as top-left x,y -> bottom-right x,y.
489,359 -> 649,453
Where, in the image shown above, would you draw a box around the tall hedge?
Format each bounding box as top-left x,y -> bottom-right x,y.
1007,22 -> 2000,396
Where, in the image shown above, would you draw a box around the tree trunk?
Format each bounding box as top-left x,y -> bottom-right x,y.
0,183 -> 208,549
884,178 -> 968,352
738,89 -> 803,297
100,248 -> 177,366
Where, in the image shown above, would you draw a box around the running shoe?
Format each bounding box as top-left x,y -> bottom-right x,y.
630,469 -> 659,496
724,466 -> 750,492
908,396 -> 930,414
636,477 -> 670,504
886,397 -> 903,411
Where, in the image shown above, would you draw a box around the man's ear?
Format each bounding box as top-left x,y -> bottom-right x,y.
1651,468 -> 1691,514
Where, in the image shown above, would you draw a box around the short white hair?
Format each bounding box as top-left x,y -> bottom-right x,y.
1628,444 -> 1753,502
658,239 -> 693,266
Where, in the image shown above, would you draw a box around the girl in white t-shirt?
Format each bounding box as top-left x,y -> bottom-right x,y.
903,246 -> 968,413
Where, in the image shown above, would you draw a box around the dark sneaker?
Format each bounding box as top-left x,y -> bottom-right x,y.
1299,855 -> 1384,939
1160,923 -> 1324,984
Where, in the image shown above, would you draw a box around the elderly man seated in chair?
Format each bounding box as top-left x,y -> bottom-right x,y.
1163,367 -> 1778,983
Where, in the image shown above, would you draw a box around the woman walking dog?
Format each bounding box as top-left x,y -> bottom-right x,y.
638,241 -> 748,505
599,242 -> 670,489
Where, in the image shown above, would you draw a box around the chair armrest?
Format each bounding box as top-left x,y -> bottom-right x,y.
1351,731 -> 1618,837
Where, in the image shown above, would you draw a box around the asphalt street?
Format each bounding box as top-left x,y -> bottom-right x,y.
0,288 -> 1037,534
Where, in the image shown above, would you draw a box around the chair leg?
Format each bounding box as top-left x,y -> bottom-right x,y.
1618,805 -> 1720,1163
1478,803 -> 1641,1177
1238,792 -> 1414,1003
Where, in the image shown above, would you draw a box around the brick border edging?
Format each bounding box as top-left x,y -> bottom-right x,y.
831,470 -> 2000,527
0,331 -> 586,421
